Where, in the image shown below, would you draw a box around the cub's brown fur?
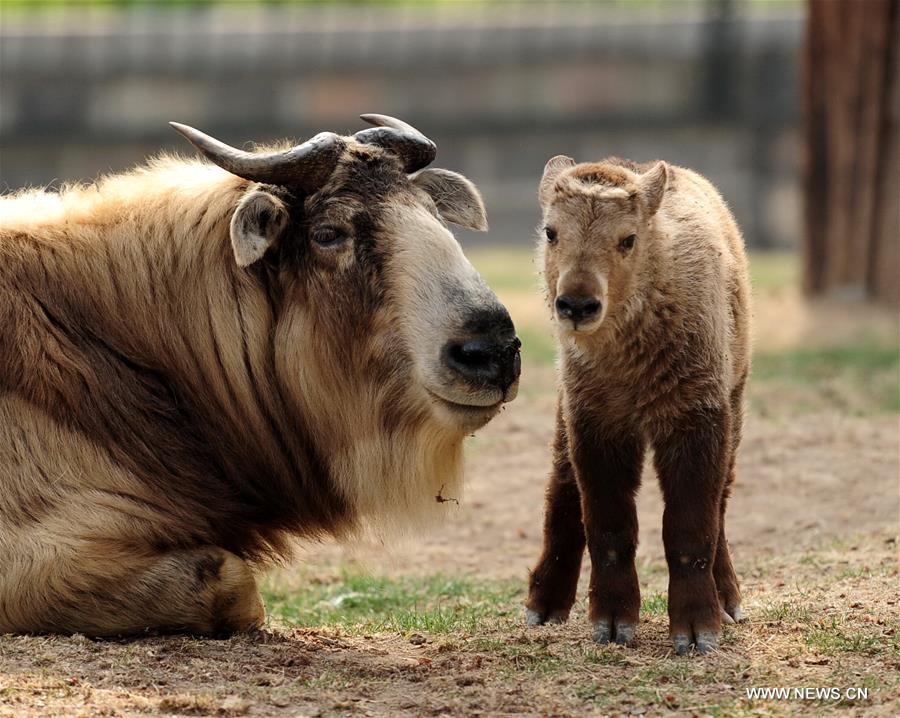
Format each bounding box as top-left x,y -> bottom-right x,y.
526,155 -> 750,655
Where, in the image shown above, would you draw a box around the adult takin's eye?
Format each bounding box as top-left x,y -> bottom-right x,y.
619,234 -> 637,251
545,226 -> 558,244
311,226 -> 349,248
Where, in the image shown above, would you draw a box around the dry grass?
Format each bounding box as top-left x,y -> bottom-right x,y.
1,533 -> 897,717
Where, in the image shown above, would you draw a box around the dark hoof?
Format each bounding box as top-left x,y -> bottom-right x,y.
673,633 -> 692,655
525,608 -> 568,626
592,619 -> 635,646
695,631 -> 719,654
721,604 -> 746,625
672,630 -> 719,655
593,619 -> 611,644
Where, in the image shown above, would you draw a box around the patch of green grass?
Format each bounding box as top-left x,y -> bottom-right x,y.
753,342 -> 899,413
804,618 -> 885,656
798,551 -> 824,568
581,644 -> 633,666
641,592 -> 668,616
497,647 -> 566,676
573,681 -> 603,701
754,343 -> 899,381
624,662 -> 754,716
835,565 -> 878,580
467,247 -> 540,293
467,636 -> 570,676
759,601 -> 813,623
263,571 -> 523,636
516,325 -> 556,366
749,251 -> 799,292
296,670 -> 355,692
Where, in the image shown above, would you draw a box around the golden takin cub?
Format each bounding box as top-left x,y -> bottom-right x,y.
525,155 -> 751,655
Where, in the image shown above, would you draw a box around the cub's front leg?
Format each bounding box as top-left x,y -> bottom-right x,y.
569,410 -> 646,646
526,403 -> 587,625
653,404 -> 731,654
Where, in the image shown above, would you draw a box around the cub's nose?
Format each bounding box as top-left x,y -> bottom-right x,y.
442,335 -> 521,391
555,295 -> 601,323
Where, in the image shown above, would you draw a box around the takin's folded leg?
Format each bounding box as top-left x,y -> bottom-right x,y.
0,542 -> 265,637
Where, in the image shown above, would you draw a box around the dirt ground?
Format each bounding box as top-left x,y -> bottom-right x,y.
2,533 -> 897,718
1,254 -> 898,717
305,367 -> 898,579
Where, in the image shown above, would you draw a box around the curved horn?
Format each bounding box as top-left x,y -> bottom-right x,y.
170,122 -> 345,191
355,114 -> 437,173
359,113 -> 424,136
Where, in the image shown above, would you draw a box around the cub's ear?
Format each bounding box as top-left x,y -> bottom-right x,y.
639,161 -> 669,216
230,189 -> 289,267
539,155 -> 576,206
412,168 -> 488,231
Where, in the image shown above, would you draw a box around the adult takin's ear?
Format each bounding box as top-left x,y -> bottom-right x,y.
539,155 -> 576,207
412,168 -> 488,231
639,161 -> 669,216
229,189 -> 289,267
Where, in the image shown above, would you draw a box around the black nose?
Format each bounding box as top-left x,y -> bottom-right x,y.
442,335 -> 521,390
555,295 -> 601,323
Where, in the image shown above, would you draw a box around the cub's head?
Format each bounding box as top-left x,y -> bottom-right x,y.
537,155 -> 668,334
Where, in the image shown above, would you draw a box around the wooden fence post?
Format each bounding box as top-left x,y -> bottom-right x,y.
803,0 -> 899,304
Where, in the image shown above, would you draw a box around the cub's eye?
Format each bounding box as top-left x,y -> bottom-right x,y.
545,226 -> 558,244
619,234 -> 637,251
311,226 -> 348,247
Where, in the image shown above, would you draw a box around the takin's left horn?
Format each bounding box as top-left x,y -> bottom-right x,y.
169,122 -> 345,191
354,113 -> 437,173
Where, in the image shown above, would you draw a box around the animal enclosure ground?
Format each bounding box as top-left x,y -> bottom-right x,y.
1,250 -> 898,717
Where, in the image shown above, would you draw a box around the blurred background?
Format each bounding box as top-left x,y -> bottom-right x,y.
1,0 -> 804,252
4,0 -> 896,301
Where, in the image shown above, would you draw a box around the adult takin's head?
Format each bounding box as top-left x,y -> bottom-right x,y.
173,115 -> 520,435
537,155 -> 669,334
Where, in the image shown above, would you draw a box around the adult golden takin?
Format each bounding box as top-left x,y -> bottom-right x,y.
0,115 -> 520,637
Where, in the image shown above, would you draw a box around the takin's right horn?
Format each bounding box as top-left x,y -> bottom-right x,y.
170,122 -> 345,191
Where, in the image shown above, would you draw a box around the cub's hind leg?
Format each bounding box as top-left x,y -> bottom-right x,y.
713,471 -> 743,625
714,379 -> 748,625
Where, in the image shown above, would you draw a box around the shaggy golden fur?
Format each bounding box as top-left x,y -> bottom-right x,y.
526,155 -> 751,655
0,137 -> 514,636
